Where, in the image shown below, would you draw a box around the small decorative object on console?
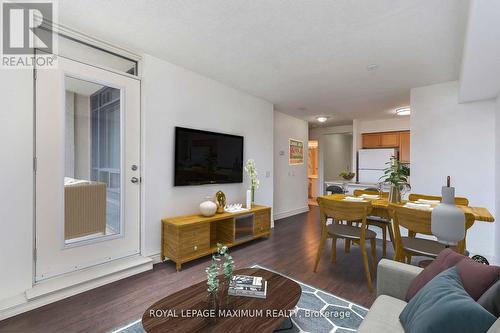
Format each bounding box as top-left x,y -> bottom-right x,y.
215,191 -> 226,214
245,159 -> 259,204
200,196 -> 217,217
225,203 -> 248,213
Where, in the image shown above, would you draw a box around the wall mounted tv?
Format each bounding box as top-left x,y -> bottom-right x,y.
174,127 -> 244,186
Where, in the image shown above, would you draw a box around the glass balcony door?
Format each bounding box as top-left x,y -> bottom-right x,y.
35,56 -> 141,281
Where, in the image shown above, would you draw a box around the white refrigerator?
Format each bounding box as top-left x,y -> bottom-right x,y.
358,148 -> 397,183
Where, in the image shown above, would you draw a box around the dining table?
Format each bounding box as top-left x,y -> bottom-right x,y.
320,193 -> 495,224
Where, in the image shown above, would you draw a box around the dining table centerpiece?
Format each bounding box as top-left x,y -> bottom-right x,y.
380,156 -> 410,203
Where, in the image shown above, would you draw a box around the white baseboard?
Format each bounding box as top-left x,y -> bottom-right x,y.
0,255 -> 152,321
273,206 -> 310,221
149,253 -> 165,265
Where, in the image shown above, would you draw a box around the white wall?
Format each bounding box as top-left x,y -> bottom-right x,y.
142,54 -> 274,256
0,70 -> 33,302
323,133 -> 353,181
411,81 -> 496,257
309,125 -> 353,195
273,111 -> 309,220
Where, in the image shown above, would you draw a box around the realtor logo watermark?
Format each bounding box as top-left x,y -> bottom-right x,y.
1,0 -> 57,68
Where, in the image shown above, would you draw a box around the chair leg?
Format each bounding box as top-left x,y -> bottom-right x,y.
370,238 -> 376,277
314,231 -> 327,272
361,243 -> 373,292
331,237 -> 337,263
387,223 -> 395,253
345,239 -> 351,253
382,226 -> 387,258
406,255 -> 412,265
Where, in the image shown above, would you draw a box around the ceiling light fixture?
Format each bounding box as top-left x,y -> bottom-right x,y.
395,107 -> 411,116
366,64 -> 379,71
316,116 -> 329,123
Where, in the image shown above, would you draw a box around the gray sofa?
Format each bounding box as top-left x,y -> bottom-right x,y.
358,259 -> 500,333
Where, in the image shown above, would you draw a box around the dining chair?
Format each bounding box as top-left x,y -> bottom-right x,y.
408,193 -> 469,206
390,204 -> 475,264
314,197 -> 377,291
326,185 -> 345,194
353,189 -> 394,258
406,193 -> 470,260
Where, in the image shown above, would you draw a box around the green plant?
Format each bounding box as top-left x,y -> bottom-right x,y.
206,261 -> 219,294
217,243 -> 234,283
380,156 -> 411,191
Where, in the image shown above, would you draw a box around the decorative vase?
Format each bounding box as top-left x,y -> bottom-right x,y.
200,197 -> 217,217
251,187 -> 255,204
431,186 -> 465,246
388,185 -> 401,203
215,191 -> 226,214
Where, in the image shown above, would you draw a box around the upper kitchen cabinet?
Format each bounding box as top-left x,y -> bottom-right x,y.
361,130 -> 410,162
362,133 -> 381,148
399,131 -> 410,163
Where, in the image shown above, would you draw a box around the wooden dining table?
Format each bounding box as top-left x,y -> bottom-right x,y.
320,194 -> 495,224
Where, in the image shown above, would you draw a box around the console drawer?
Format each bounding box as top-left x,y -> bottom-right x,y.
180,224 -> 210,258
254,210 -> 270,234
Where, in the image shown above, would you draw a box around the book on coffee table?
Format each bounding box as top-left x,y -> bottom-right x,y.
228,280 -> 267,299
232,275 -> 264,288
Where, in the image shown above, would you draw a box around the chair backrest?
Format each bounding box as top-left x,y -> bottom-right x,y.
391,204 -> 475,254
317,197 -> 370,222
353,189 -> 389,198
326,185 -> 344,194
392,205 -> 433,236
408,193 -> 469,206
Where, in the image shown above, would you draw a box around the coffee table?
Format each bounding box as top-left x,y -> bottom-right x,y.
142,268 -> 301,332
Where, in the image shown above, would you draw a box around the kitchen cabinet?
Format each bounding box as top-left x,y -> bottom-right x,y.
399,131 -> 410,163
362,133 -> 381,148
361,130 -> 410,162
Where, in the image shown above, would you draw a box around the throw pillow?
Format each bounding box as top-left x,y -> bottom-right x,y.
456,257 -> 500,300
399,267 -> 496,333
405,248 -> 465,301
478,279 -> 500,317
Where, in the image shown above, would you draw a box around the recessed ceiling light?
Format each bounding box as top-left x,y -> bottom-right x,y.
395,107 -> 411,116
366,64 -> 379,71
316,116 -> 329,123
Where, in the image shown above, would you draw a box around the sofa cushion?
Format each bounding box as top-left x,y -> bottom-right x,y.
479,279 -> 500,317
357,295 -> 406,333
405,248 -> 464,301
400,267 -> 496,333
456,257 -> 500,301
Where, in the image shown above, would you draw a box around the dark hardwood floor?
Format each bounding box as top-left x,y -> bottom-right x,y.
0,206 -> 393,333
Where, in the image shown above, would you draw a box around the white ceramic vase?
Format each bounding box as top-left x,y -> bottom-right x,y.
200,197 -> 217,217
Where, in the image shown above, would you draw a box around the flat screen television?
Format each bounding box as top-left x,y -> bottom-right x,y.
174,127 -> 244,186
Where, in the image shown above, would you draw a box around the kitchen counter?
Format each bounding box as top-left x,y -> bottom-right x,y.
324,181 -> 390,195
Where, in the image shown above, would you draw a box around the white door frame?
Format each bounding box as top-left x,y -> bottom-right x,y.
35,55 -> 142,281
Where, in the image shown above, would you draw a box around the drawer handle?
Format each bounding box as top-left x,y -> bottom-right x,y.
194,245 -> 198,251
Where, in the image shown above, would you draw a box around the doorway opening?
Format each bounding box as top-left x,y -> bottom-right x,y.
308,140 -> 318,206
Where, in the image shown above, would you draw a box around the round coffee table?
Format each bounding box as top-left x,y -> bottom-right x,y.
142,268 -> 301,332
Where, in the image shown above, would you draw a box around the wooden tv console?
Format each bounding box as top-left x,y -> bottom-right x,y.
161,205 -> 271,271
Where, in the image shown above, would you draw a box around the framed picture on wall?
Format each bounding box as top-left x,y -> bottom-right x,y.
289,138 -> 304,165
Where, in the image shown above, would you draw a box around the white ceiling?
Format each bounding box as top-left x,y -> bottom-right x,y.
59,0 -> 470,126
